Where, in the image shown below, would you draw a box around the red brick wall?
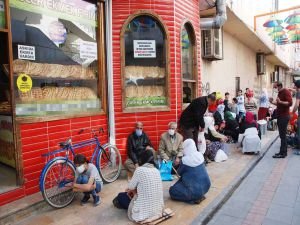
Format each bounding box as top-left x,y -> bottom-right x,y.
20,115 -> 108,196
112,0 -> 202,159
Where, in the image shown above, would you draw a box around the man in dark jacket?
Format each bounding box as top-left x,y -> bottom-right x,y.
178,94 -> 216,144
124,122 -> 154,173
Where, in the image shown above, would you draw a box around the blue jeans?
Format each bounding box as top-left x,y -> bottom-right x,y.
76,175 -> 101,197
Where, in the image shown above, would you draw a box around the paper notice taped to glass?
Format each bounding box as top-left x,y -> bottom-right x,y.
80,41 -> 97,60
18,45 -> 35,61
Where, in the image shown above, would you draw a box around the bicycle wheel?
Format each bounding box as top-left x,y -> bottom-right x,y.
41,158 -> 75,208
97,144 -> 122,183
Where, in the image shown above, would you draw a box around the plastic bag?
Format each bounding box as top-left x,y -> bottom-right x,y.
197,132 -> 206,154
214,149 -> 228,163
159,161 -> 173,181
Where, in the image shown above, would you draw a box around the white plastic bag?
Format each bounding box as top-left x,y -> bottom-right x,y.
197,132 -> 206,154
215,149 -> 228,163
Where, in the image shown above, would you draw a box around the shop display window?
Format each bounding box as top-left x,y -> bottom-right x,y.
122,14 -> 169,111
8,0 -> 102,116
181,22 -> 197,104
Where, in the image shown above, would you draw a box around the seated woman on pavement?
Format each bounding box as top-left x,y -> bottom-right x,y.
169,139 -> 211,204
158,122 -> 183,170
72,154 -> 103,206
113,150 -> 165,223
240,112 -> 261,139
223,111 -> 240,143
204,116 -> 228,162
124,122 -> 155,177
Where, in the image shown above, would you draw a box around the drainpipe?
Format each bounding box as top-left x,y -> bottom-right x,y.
105,0 -> 116,145
200,0 -> 227,30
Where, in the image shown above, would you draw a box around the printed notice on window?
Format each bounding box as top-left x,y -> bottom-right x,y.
134,40 -> 156,58
80,41 -> 97,60
18,45 -> 35,61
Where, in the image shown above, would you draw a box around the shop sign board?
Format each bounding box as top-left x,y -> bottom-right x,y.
10,0 -> 97,27
18,45 -> 35,61
134,40 -> 156,58
80,41 -> 97,60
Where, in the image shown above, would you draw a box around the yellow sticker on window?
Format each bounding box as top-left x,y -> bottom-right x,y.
17,73 -> 32,93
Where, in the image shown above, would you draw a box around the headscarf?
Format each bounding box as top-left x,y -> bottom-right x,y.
260,88 -> 269,104
182,139 -> 204,167
217,104 -> 225,120
204,116 -> 215,134
224,111 -> 234,121
245,112 -> 257,127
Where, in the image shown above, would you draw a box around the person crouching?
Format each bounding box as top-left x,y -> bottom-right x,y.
73,154 -> 103,206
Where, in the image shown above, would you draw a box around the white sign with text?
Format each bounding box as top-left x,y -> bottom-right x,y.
134,40 -> 156,58
80,41 -> 97,60
18,45 -> 35,61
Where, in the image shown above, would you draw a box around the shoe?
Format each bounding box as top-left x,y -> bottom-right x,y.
272,154 -> 286,158
93,195 -> 101,206
81,194 -> 90,205
194,196 -> 206,204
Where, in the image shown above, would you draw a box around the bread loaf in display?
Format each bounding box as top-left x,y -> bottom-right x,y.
125,86 -> 165,98
13,60 -> 95,79
125,66 -> 165,79
18,87 -> 97,102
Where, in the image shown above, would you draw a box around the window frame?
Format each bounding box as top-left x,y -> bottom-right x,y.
120,10 -> 170,113
9,1 -> 107,123
181,20 -> 198,108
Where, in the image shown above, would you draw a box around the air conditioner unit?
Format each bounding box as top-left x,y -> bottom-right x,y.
202,28 -> 223,60
256,53 -> 266,75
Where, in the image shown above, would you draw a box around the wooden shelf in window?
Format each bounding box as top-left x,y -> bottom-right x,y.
182,79 -> 196,83
3,64 -> 96,81
0,28 -> 8,33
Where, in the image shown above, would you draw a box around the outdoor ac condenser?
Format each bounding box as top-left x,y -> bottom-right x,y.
256,53 -> 266,75
201,28 -> 223,60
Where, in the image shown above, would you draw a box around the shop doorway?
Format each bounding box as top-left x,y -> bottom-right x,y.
0,1 -> 18,194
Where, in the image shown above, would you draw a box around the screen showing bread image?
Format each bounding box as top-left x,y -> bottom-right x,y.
9,0 -> 101,116
123,15 -> 168,109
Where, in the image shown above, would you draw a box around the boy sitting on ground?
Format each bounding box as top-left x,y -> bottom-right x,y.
72,154 -> 103,206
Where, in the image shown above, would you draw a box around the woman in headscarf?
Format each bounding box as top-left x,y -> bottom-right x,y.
240,112 -> 261,139
213,100 -> 225,127
113,150 -> 165,223
244,89 -> 258,118
204,116 -> 228,161
223,111 -> 240,142
258,88 -> 269,120
169,139 -> 211,204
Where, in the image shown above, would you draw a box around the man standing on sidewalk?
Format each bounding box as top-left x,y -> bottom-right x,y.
270,82 -> 293,158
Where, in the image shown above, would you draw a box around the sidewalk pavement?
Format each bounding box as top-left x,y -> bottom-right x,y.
206,139 -> 300,225
0,131 -> 278,225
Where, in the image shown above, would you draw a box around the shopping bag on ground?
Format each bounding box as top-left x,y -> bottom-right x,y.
159,161 -> 173,181
197,132 -> 206,154
214,149 -> 228,163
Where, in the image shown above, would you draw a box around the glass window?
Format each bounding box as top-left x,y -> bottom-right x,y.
181,23 -> 196,104
9,0 -> 102,116
123,15 -> 168,109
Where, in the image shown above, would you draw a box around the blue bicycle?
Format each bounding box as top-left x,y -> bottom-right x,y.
39,128 -> 122,208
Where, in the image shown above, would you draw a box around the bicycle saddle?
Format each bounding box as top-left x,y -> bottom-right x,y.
59,139 -> 71,148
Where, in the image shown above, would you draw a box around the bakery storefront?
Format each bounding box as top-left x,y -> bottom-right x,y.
0,0 -> 107,204
0,0 -> 203,206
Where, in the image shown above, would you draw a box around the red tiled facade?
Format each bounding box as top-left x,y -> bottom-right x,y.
0,0 -> 202,205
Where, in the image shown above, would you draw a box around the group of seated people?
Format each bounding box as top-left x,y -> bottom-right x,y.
112,121 -> 211,223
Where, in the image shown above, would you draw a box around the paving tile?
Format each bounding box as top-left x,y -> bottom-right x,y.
265,204 -> 294,224
208,214 -> 243,225
292,215 -> 300,225
272,187 -> 298,207
262,218 -> 290,225
219,199 -> 252,219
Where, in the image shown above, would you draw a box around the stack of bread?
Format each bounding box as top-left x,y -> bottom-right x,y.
126,86 -> 165,98
0,101 -> 11,112
13,60 -> 95,79
124,66 -> 165,79
18,87 -> 97,102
